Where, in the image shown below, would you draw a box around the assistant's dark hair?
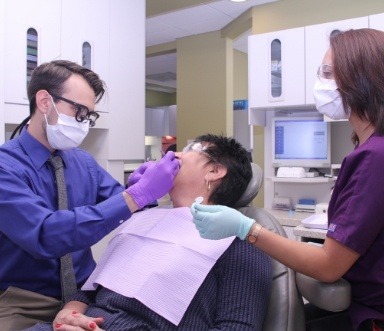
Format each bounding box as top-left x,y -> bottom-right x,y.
194,134 -> 252,207
330,28 -> 384,144
11,60 -> 105,138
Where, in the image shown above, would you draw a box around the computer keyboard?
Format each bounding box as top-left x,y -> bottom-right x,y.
276,167 -> 306,178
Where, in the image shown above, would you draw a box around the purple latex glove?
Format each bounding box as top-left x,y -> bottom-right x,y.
127,161 -> 155,187
126,151 -> 179,209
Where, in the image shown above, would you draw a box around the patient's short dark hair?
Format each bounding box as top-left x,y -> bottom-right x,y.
194,134 -> 252,207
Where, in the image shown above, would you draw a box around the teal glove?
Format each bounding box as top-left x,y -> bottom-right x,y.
191,203 -> 255,240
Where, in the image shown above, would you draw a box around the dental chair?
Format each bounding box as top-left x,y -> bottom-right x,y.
235,163 -> 351,331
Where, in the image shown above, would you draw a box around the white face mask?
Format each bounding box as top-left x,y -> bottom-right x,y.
313,78 -> 350,120
45,97 -> 89,150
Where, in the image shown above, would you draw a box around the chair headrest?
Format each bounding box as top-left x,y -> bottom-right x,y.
234,163 -> 263,208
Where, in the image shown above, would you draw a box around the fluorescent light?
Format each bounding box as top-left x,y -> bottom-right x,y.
230,0 -> 248,2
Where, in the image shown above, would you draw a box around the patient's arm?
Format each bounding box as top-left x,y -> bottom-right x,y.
52,296 -> 104,330
210,239 -> 272,330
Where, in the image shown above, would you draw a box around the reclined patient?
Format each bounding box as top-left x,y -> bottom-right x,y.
28,134 -> 272,331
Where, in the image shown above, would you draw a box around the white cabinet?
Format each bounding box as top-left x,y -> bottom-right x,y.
248,27 -> 305,112
369,13 -> 384,30
248,16 -> 369,117
4,0 -> 61,106
263,111 -> 354,215
263,111 -> 333,209
146,108 -> 165,137
61,0 -> 110,113
107,0 -> 145,162
166,105 -> 177,137
146,106 -> 177,137
1,0 -> 146,182
305,17 -> 369,105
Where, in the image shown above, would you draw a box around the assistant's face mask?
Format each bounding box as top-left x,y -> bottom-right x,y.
45,96 -> 89,150
313,78 -> 350,120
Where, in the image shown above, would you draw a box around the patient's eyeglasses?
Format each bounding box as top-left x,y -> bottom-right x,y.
182,142 -> 208,154
50,93 -> 100,127
182,142 -> 218,163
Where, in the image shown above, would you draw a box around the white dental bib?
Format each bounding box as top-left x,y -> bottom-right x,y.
82,206 -> 235,325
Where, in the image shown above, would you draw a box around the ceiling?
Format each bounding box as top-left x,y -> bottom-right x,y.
145,0 -> 277,93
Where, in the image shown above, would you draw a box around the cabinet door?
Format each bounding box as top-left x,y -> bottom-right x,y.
61,0 -> 110,113
4,0 -> 61,105
305,17 -> 368,105
248,27 -> 305,110
369,13 -> 384,30
167,105 -> 177,137
145,108 -> 165,137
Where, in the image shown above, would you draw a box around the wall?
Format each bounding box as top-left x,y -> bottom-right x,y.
146,89 -> 176,107
177,30 -> 233,147
233,50 -> 247,100
233,50 -> 264,207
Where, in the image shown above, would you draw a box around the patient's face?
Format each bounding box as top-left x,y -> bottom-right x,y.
170,142 -> 213,207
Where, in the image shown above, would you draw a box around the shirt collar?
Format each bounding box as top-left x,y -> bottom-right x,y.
18,127 -> 67,170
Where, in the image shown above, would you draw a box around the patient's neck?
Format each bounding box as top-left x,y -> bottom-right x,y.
171,194 -> 209,208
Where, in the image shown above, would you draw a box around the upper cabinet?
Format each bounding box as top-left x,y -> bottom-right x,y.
145,106 -> 177,137
305,17 -> 369,105
1,0 -> 145,171
4,0 -> 61,106
369,13 -> 384,30
248,16 -> 371,120
145,108 -> 165,137
61,0 -> 110,113
248,27 -> 305,111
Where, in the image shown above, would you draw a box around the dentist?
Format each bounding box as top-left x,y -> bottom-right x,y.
0,60 -> 179,330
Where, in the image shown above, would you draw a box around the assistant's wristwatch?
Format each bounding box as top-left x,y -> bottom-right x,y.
246,223 -> 262,244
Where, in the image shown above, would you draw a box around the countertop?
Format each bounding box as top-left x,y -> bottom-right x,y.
265,209 -> 328,240
265,209 -> 313,227
293,225 -> 327,240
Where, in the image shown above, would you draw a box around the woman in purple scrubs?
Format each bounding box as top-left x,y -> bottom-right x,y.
192,28 -> 384,331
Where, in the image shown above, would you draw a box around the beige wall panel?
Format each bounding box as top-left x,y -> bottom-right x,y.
177,31 -> 233,148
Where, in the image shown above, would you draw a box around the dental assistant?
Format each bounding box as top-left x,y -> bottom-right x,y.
0,60 -> 179,330
192,28 -> 384,331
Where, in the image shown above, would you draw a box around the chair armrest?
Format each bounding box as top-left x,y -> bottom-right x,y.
295,272 -> 351,312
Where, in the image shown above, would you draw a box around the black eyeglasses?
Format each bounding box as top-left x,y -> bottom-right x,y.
50,93 -> 100,127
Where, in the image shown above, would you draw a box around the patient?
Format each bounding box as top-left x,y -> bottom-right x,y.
28,134 -> 272,331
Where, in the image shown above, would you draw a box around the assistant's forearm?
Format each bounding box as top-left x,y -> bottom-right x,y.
247,226 -> 356,282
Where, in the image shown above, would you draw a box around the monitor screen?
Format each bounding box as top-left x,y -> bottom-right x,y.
272,117 -> 331,168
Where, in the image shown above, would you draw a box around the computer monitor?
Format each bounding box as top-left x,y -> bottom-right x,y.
272,117 -> 331,168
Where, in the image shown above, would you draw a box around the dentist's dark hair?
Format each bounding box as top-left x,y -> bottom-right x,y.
11,60 -> 105,139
